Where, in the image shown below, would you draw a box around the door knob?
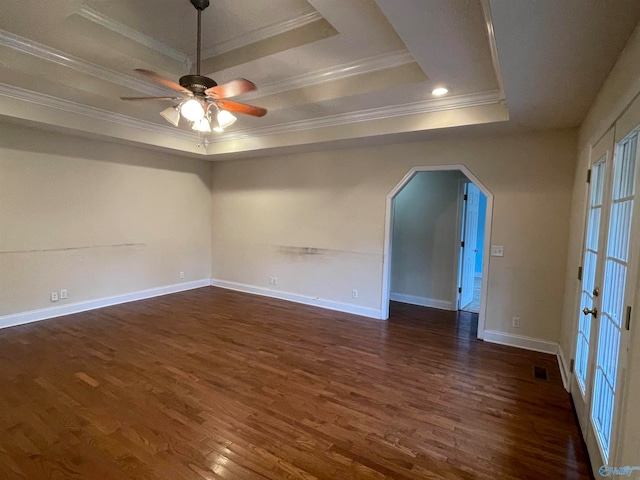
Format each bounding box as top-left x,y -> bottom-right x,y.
583,306 -> 598,318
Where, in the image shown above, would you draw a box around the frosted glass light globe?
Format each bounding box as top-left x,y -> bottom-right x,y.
217,109 -> 237,129
159,106 -> 180,126
192,117 -> 212,133
181,99 -> 205,121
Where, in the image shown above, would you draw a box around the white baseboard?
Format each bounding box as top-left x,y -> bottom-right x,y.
557,345 -> 570,391
211,279 -> 384,320
389,292 -> 454,311
0,279 -> 211,330
483,330 -> 559,355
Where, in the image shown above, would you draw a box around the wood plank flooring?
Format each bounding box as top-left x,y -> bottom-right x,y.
0,287 -> 591,479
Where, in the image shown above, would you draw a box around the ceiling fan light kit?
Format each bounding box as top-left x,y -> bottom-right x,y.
160,106 -> 181,127
181,98 -> 206,122
120,0 -> 266,135
193,117 -> 212,133
216,109 -> 237,129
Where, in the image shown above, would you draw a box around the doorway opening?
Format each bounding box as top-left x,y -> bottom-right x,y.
381,165 -> 493,340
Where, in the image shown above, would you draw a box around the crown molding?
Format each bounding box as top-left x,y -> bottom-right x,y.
0,83 -> 196,142
479,0 -> 506,101
201,11 -> 323,58
241,50 -> 415,100
0,83 -> 502,154
77,6 -> 191,70
211,90 -> 503,142
0,29 -> 172,98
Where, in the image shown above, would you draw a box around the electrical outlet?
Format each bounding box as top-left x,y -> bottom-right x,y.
60,289 -> 68,299
50,291 -> 59,302
512,316 -> 520,328
273,277 -> 278,285
179,271 -> 185,280
352,289 -> 358,299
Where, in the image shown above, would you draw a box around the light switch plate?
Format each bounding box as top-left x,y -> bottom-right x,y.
491,245 -> 504,257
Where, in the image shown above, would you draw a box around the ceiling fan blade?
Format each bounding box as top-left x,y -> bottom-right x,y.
205,78 -> 256,99
120,96 -> 180,101
135,69 -> 192,94
215,99 -> 267,117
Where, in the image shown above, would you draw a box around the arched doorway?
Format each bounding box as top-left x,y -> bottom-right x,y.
380,165 -> 493,340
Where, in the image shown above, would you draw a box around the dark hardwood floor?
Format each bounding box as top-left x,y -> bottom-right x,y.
0,287 -> 591,479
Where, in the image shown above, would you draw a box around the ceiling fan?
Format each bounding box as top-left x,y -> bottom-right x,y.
120,0 -> 267,133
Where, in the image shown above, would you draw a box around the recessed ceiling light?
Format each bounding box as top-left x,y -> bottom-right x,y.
432,87 -> 449,96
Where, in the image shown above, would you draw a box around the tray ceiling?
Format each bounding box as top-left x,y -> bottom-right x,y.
0,1 -> 638,158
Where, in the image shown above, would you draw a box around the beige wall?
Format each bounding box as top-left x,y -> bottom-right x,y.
211,128 -> 577,340
0,124 -> 213,317
559,24 -> 640,469
391,170 -> 465,308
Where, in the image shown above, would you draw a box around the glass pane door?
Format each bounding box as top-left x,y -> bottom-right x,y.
575,159 -> 606,392
591,131 -> 638,461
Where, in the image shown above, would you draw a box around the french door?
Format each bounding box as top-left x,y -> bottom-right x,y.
571,118 -> 640,471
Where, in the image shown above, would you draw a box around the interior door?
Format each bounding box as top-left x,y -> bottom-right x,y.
459,182 -> 480,309
571,121 -> 640,471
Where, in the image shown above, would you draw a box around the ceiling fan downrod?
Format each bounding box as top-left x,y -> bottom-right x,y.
191,0 -> 210,76
179,0 -> 216,93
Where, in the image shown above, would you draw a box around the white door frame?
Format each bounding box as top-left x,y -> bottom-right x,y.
381,165 -> 494,340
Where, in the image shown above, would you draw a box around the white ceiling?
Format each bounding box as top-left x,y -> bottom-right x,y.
0,0 -> 639,159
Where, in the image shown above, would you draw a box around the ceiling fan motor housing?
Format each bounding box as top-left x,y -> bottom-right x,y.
179,75 -> 217,95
